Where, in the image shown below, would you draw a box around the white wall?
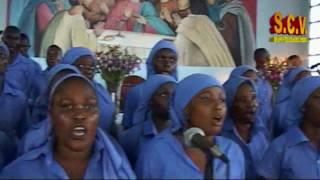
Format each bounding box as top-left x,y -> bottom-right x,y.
256,0 -> 310,61
0,0 -> 8,30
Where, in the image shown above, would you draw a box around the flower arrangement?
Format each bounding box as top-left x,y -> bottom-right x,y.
262,57 -> 289,91
96,46 -> 142,93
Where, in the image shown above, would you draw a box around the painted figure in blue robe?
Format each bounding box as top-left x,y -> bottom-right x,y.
0,43 -> 29,169
272,67 -> 310,137
119,74 -> 176,165
258,76 -> 320,179
30,64 -> 80,125
60,47 -> 115,132
0,74 -> 135,179
122,40 -> 178,130
253,48 -> 273,132
135,73 -> 245,179
1,26 -> 44,109
221,75 -> 269,178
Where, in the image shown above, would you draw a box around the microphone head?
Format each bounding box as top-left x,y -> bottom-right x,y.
183,127 -> 205,147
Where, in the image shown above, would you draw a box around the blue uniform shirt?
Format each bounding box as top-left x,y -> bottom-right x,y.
256,76 -> 273,132
258,126 -> 320,179
221,118 -> 269,178
93,81 -> 115,132
1,129 -> 136,179
119,114 -> 158,164
135,131 -> 245,179
5,54 -> 43,105
0,131 -> 16,171
0,82 -> 29,140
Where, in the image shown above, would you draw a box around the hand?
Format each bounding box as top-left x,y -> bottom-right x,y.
124,7 -> 133,18
161,8 -> 173,23
172,13 -> 182,26
93,22 -> 105,36
135,15 -> 147,24
55,0 -> 64,11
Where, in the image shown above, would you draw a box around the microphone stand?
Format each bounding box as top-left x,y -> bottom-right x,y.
204,153 -> 214,180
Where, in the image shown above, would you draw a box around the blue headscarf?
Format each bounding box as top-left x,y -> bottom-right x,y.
170,74 -> 222,131
47,64 -> 81,85
131,74 -> 176,126
223,76 -> 257,109
60,47 -> 115,131
276,67 -> 310,103
30,64 -> 80,124
146,40 -> 178,80
0,42 -> 9,56
60,47 -> 96,64
230,65 -> 258,78
23,74 -> 135,178
287,76 -> 320,125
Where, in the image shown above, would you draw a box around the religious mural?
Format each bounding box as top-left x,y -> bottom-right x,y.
4,0 -> 257,66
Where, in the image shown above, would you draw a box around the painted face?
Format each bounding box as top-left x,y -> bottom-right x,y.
185,87 -> 227,136
46,47 -> 62,68
231,83 -> 258,124
150,82 -> 176,119
49,78 -> 99,152
0,47 -> 9,74
74,55 -> 96,80
153,48 -> 177,75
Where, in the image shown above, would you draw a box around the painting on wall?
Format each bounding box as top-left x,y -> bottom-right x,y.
4,0 -> 257,67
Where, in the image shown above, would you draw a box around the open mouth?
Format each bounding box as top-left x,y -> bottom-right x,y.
72,126 -> 87,138
211,116 -> 223,126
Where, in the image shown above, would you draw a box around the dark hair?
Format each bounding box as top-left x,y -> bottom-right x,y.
48,44 -> 62,51
254,48 -> 268,60
3,26 -> 20,34
189,0 -> 209,16
20,33 -> 29,41
288,55 -> 300,61
69,0 -> 80,6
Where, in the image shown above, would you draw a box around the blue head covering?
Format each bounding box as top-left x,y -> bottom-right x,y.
223,76 -> 257,110
60,47 -> 95,65
287,76 -> 320,125
276,67 -> 310,103
170,74 -> 222,131
21,74 -> 135,178
230,65 -> 258,78
47,64 -> 81,84
49,74 -> 96,101
30,64 -> 80,124
0,42 -> 9,56
146,40 -> 178,80
23,74 -> 95,153
131,74 -> 176,126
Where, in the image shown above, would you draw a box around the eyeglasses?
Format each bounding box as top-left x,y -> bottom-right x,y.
76,64 -> 97,71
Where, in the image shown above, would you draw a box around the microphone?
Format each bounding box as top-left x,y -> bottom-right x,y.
183,127 -> 229,163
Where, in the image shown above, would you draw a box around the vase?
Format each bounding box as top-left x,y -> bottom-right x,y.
106,80 -> 121,114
